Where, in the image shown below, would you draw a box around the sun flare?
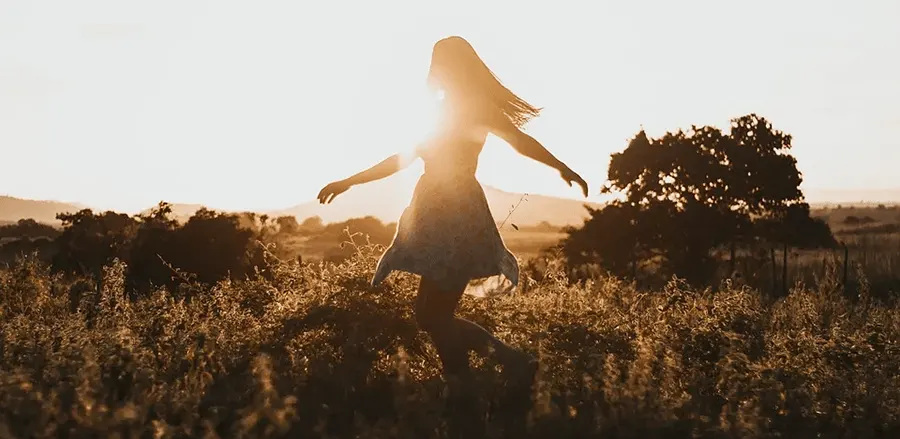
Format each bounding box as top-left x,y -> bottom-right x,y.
385,85 -> 444,197
408,88 -> 444,147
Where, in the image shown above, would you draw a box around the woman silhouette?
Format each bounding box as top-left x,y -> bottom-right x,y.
318,36 -> 588,380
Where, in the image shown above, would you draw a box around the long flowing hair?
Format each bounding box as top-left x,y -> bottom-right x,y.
427,36 -> 541,128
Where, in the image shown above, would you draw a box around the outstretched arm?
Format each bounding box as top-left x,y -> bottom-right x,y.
318,150 -> 419,204
344,152 -> 418,186
492,120 -> 564,170
490,118 -> 589,197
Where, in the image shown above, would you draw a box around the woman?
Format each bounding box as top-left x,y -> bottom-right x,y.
317,36 -> 588,379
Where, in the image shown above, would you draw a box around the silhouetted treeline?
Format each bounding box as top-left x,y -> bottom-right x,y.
0,218 -> 60,240
0,219 -> 61,263
46,204 -> 266,293
1,200 -> 573,296
0,202 -> 396,296
837,223 -> 900,236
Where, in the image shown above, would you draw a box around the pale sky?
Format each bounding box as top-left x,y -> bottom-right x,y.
1,0 -> 898,213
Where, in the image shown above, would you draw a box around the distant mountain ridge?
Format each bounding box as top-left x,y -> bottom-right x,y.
5,185 -> 899,228
270,181 -> 603,227
0,196 -> 85,225
1,182 -> 604,227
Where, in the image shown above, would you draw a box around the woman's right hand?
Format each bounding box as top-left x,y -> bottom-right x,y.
317,180 -> 351,204
560,166 -> 589,198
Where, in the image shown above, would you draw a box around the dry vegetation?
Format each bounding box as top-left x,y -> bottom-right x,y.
2,238 -> 899,438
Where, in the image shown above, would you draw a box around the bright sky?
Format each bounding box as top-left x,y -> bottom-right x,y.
1,0 -> 898,213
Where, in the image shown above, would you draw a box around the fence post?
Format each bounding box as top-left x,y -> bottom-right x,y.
770,247 -> 777,296
782,243 -> 788,296
842,243 -> 849,295
862,235 -> 868,269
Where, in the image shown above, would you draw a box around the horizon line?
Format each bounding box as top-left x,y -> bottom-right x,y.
4,186 -> 900,217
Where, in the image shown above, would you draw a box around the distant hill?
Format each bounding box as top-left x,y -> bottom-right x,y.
270,179 -> 603,227
2,181 -> 601,228
0,196 -> 85,225
0,196 -> 228,226
9,185 -> 898,229
805,188 -> 900,206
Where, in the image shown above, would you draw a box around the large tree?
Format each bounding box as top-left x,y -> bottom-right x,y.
563,114 -> 834,284
169,207 -> 259,285
52,209 -> 138,279
126,204 -> 266,291
126,202 -> 179,290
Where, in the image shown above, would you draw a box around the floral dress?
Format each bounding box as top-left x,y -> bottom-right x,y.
371,112 -> 519,295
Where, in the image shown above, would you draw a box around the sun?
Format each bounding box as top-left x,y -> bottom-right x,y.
409,87 -> 444,146
385,84 -> 444,192
394,85 -> 443,160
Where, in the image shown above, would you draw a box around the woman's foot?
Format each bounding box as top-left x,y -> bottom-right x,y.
443,371 -> 485,439
496,352 -> 539,420
499,349 -> 539,389
493,342 -> 533,364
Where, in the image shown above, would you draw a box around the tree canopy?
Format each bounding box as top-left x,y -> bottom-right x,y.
563,114 -> 835,285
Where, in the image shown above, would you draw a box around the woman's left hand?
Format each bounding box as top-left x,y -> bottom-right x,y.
560,166 -> 589,198
317,180 -> 351,204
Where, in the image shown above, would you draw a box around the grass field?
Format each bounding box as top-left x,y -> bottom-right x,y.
2,242 -> 899,438
501,230 -> 568,260
276,228 -> 567,263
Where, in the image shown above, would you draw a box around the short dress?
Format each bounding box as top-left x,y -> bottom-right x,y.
370,113 -> 519,294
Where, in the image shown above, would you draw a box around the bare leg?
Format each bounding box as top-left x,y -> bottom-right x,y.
415,276 -> 538,439
415,276 -> 533,375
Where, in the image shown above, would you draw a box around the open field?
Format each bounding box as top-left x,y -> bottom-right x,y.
2,246 -> 899,438
266,228 -> 567,264
499,230 -> 568,260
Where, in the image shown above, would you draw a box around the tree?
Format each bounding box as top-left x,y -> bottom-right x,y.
756,203 -> 836,249
843,216 -> 861,227
168,208 -> 260,285
299,216 -> 325,235
0,237 -> 56,264
127,204 -> 268,291
564,114 -> 834,285
126,202 -> 179,290
275,215 -> 301,235
0,219 -> 61,240
52,209 -> 138,280
562,203 -> 647,277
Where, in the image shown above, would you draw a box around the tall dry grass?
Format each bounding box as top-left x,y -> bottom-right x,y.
1,242 -> 899,438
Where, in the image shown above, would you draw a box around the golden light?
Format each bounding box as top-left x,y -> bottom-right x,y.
389,81 -> 444,196
411,87 -> 444,147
